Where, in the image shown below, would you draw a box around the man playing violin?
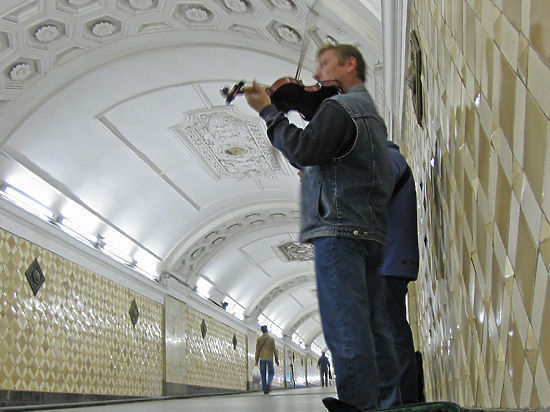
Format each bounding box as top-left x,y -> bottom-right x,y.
244,44 -> 401,412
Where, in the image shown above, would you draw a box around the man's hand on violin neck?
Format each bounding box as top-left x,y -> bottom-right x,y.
244,80 -> 271,113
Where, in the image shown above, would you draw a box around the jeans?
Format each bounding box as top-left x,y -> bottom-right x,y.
382,276 -> 418,404
313,237 -> 402,410
259,359 -> 274,393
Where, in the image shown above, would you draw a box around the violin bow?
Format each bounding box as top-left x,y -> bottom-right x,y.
294,1 -> 320,81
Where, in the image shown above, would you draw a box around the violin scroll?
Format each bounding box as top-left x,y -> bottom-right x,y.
220,80 -> 245,105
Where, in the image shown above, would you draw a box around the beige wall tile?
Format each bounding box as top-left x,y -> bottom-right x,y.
519,358 -> 534,407
464,3 -> 477,73
0,228 -> 164,397
502,0 -> 522,32
529,0 -> 550,67
517,34 -> 529,84
540,216 -> 550,270
481,0 -> 498,38
520,0 -> 532,37
523,91 -> 548,205
406,0 -> 550,407
498,55 -> 517,148
495,162 -> 512,247
507,193 -> 520,268
535,356 -> 550,406
527,45 -> 550,119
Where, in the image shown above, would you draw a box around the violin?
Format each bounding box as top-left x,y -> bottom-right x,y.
220,78 -> 342,121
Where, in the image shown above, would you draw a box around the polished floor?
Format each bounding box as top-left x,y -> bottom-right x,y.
44,386 -> 338,412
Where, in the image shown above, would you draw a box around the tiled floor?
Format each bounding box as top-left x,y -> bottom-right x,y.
43,386 -> 338,412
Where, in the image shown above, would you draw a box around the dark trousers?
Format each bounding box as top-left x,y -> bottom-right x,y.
321,369 -> 329,386
382,276 -> 419,404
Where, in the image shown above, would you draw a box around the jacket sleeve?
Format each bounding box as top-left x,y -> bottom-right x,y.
259,101 -> 355,168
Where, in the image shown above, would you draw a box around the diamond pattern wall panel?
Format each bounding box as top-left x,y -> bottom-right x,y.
185,302 -> 247,390
0,227 -> 164,397
403,0 -> 550,409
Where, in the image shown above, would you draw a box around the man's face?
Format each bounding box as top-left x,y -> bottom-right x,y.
314,49 -> 347,83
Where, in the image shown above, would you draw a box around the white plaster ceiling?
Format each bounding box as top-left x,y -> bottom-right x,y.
0,0 -> 383,350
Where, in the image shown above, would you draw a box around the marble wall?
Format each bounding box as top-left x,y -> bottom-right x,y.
0,227 -> 164,397
285,348 -> 307,387
403,0 -> 550,408
307,354 -> 321,386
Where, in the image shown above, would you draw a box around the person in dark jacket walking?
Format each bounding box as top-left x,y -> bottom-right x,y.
318,351 -> 331,387
378,142 -> 420,404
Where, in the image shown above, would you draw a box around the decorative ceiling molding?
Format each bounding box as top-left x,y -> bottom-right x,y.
309,331 -> 326,349
285,305 -> 319,336
273,240 -> 313,262
91,20 -> 117,37
34,24 -> 60,42
266,0 -> 296,12
0,0 -> 372,107
171,106 -> 289,181
162,207 -> 300,282
216,0 -> 252,14
128,0 -> 156,11
245,273 -> 314,320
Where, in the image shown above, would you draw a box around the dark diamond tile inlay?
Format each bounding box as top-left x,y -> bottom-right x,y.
201,318 -> 207,339
25,258 -> 45,296
129,298 -> 139,327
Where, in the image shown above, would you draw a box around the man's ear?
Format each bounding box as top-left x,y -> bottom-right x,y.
346,56 -> 357,74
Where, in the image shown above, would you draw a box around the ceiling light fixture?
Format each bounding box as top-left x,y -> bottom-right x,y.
0,183 -> 54,221
222,296 -> 245,320
58,216 -> 98,245
195,277 -> 213,299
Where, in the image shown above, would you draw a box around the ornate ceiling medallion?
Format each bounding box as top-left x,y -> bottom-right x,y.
270,0 -> 295,11
9,63 -> 33,81
91,21 -> 116,37
268,21 -> 302,45
224,0 -> 249,13
35,25 -> 60,42
274,241 -> 314,262
171,106 -> 286,180
129,0 -> 154,9
185,7 -> 210,22
277,25 -> 300,43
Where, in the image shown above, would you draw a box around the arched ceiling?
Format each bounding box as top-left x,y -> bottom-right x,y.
0,0 -> 383,351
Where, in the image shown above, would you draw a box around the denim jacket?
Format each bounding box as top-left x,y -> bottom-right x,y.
299,85 -> 393,244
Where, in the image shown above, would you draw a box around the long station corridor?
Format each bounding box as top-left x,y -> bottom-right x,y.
1,0 -> 549,411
